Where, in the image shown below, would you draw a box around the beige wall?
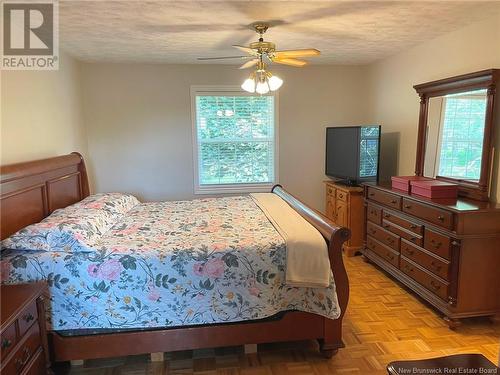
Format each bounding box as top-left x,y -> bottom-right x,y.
368,14 -> 500,201
81,64 -> 370,210
1,52 -> 88,164
2,13 -> 499,208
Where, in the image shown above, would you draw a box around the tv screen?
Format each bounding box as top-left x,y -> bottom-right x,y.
325,125 -> 381,185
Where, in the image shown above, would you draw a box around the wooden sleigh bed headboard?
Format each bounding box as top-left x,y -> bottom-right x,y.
0,152 -> 90,240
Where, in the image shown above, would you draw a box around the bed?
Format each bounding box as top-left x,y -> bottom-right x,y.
0,153 -> 350,362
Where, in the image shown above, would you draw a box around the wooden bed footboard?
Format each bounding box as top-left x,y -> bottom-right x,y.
272,185 -> 351,356
0,154 -> 350,362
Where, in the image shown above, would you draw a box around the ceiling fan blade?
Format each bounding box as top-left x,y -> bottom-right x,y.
239,59 -> 259,69
232,45 -> 258,55
274,49 -> 320,58
197,56 -> 250,61
272,58 -> 308,67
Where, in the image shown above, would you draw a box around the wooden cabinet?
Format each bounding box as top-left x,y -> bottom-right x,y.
1,283 -> 51,375
363,182 -> 500,328
324,181 -> 364,256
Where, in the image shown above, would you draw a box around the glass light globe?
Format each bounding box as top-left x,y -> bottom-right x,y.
256,80 -> 270,95
241,78 -> 256,93
268,75 -> 283,91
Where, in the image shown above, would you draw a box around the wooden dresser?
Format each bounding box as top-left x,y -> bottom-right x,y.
325,181 -> 364,256
1,283 -> 51,375
362,182 -> 500,328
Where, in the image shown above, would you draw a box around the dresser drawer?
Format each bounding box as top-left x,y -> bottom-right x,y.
424,228 -> 452,260
17,301 -> 38,338
402,198 -> 453,230
326,185 -> 335,197
367,204 -> 382,225
1,323 -> 41,375
366,236 -> 399,268
400,258 -> 449,301
401,239 -> 450,280
1,323 -> 17,359
367,187 -> 402,210
21,348 -> 45,375
382,211 -> 423,235
382,220 -> 423,247
336,189 -> 348,203
366,222 -> 399,251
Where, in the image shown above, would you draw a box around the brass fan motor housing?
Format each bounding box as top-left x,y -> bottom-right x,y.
249,41 -> 276,54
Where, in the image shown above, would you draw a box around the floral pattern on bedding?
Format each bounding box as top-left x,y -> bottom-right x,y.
71,193 -> 140,216
1,193 -> 140,253
1,196 -> 340,330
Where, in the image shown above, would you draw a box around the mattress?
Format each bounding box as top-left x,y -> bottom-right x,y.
1,195 -> 340,331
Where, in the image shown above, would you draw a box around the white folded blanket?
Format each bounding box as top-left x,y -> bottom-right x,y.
251,193 -> 331,288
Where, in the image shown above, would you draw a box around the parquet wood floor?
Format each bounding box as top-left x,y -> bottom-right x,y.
55,256 -> 500,375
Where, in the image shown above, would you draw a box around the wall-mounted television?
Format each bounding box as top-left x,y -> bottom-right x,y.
325,125 -> 381,186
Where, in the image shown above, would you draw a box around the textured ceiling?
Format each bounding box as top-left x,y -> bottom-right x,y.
59,1 -> 500,65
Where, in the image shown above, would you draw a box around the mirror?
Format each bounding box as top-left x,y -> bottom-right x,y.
414,69 -> 499,201
423,89 -> 487,181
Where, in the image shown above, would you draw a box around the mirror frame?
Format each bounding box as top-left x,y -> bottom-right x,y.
413,69 -> 499,201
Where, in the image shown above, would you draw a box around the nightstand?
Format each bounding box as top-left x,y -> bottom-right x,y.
1,282 -> 51,375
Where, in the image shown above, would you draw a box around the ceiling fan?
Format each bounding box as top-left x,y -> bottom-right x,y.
197,23 -> 320,94
197,22 -> 320,69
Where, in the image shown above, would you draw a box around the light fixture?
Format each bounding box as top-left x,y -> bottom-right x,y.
241,61 -> 283,94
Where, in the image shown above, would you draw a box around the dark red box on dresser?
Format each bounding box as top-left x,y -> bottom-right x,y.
391,176 -> 432,192
410,180 -> 458,199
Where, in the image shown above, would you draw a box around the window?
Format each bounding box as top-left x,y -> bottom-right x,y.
359,126 -> 380,178
436,90 -> 487,180
191,87 -> 278,194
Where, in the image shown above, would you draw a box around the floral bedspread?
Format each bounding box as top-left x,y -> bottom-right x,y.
1,196 -> 340,331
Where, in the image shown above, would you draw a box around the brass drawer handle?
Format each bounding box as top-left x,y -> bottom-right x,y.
410,237 -> 417,242
1,338 -> 11,349
14,347 -> 31,370
386,252 -> 395,260
431,261 -> 442,271
369,192 -> 375,197
404,264 -> 414,272
430,239 -> 442,248
405,249 -> 415,256
23,313 -> 35,323
383,224 -> 390,229
410,224 -> 417,229
390,199 -> 397,204
430,280 -> 441,290
437,215 -> 445,222
451,240 -> 460,247
15,358 -> 23,370
384,213 -> 390,218
386,237 -> 394,243
339,193 -> 343,198
404,204 -> 412,209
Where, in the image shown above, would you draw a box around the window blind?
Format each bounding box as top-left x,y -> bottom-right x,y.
195,95 -> 276,188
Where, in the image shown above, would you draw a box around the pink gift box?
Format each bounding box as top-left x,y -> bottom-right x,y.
410,180 -> 458,199
391,176 -> 432,193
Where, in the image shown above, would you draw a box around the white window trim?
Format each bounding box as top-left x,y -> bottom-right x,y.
190,85 -> 279,195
